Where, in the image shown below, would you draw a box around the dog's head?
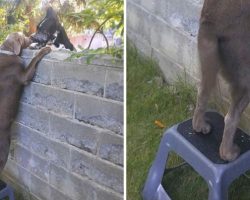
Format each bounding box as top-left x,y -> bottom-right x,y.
30,7 -> 59,45
30,7 -> 74,51
1,32 -> 32,55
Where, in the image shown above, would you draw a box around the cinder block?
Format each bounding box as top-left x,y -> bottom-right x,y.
127,31 -> 152,57
139,0 -> 159,14
16,103 -> 50,134
13,144 -> 50,182
70,149 -> 123,193
21,49 -> 36,58
105,69 -> 124,102
151,48 -> 186,83
95,189 -> 123,200
50,186 -> 73,200
3,159 -> 31,190
30,174 -> 51,200
98,131 -> 123,166
21,83 -> 32,104
50,114 -> 99,154
13,124 -> 70,169
150,17 -> 191,69
52,62 -> 106,96
49,164 -> 96,200
164,0 -> 201,36
45,49 -> 71,61
30,194 -> 41,200
31,83 -> 75,117
0,173 -> 31,200
32,60 -> 52,85
77,55 -> 123,68
23,58 -> 52,85
75,94 -> 123,135
127,0 -> 141,5
127,2 -> 152,43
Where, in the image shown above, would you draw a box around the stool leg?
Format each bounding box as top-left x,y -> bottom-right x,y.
208,180 -> 228,200
142,134 -> 171,200
8,187 -> 15,200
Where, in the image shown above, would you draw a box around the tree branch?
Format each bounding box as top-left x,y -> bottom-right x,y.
87,17 -> 111,49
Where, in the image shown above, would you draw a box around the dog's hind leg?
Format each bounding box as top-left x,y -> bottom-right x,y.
193,24 -> 220,134
220,89 -> 250,161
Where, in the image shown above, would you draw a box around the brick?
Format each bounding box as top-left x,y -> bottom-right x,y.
70,149 -> 123,193
31,83 -> 75,117
30,174 -> 50,200
16,103 -> 50,134
75,94 -> 123,135
98,131 -> 123,166
13,124 -> 70,169
52,62 -> 106,97
49,164 -> 96,200
105,69 -> 124,102
50,114 -> 99,154
13,144 -> 50,182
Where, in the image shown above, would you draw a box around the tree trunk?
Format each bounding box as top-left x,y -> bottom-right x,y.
25,5 -> 36,35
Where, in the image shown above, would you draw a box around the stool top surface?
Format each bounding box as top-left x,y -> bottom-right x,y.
177,112 -> 250,164
0,179 -> 6,190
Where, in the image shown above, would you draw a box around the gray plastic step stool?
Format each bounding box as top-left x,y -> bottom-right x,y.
142,112 -> 250,200
0,180 -> 15,200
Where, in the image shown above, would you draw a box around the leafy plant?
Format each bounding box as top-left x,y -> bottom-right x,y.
63,0 -> 124,49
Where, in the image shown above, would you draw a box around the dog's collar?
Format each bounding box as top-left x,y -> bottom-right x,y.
0,49 -> 15,56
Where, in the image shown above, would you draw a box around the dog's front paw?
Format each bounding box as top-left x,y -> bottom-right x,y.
40,46 -> 51,54
192,118 -> 211,134
35,46 -> 51,57
219,143 -> 240,161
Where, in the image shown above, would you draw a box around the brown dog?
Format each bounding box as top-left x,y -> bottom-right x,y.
0,32 -> 51,173
192,0 -> 250,161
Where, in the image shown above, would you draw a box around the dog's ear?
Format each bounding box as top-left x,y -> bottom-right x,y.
12,38 -> 22,55
2,38 -> 21,55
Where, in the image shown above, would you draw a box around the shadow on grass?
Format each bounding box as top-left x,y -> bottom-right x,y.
163,153 -> 250,200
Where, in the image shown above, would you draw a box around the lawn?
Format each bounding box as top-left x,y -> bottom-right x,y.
127,42 -> 250,200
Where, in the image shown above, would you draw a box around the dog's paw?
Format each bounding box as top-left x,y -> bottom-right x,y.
219,143 -> 240,161
41,46 -> 52,54
192,119 -> 211,134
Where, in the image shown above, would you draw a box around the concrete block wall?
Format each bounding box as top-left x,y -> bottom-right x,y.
127,0 -> 203,82
127,0 -> 250,130
1,49 -> 124,200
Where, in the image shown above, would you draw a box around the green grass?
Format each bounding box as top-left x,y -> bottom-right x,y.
127,43 -> 250,200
